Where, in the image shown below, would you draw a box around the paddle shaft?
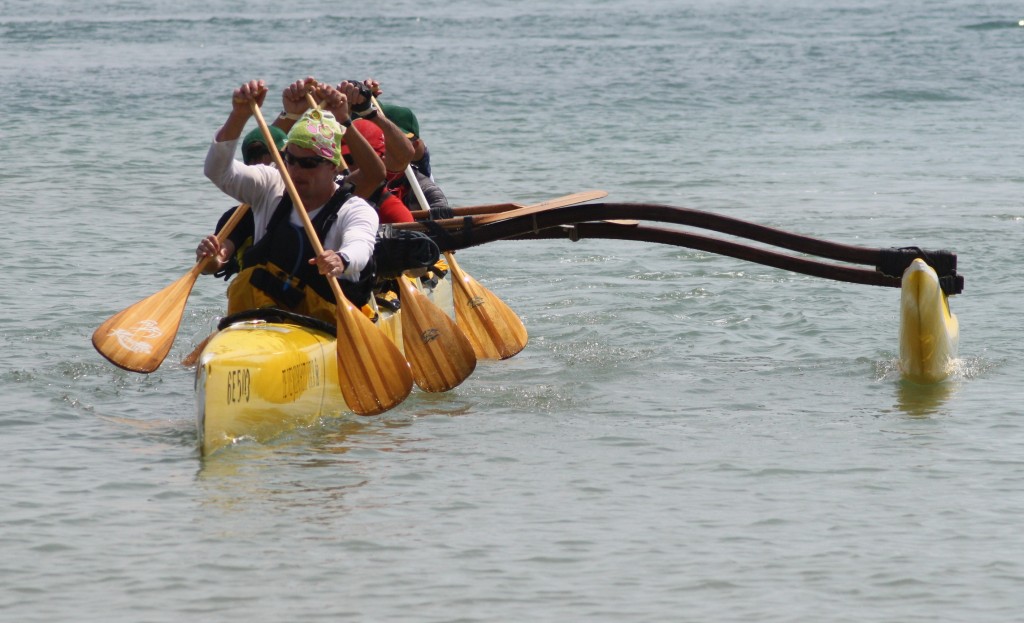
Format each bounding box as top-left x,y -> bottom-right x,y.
370,93 -> 604,226
178,202 -> 252,366
392,190 -> 608,232
203,202 -> 251,269
409,202 -> 523,220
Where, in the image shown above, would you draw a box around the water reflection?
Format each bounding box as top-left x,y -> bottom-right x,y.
894,377 -> 958,417
193,417 -> 394,516
191,402 -> 472,516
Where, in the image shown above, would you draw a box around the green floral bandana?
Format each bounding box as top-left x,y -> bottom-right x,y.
284,110 -> 344,166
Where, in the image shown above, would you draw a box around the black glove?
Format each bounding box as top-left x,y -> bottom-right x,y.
345,80 -> 378,118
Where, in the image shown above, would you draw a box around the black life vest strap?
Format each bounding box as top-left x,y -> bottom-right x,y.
367,182 -> 392,211
243,182 -> 356,269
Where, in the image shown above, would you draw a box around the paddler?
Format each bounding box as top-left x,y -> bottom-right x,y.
376,101 -> 451,215
272,78 -> 423,224
197,79 -> 384,324
200,125 -> 286,280
342,119 -> 416,224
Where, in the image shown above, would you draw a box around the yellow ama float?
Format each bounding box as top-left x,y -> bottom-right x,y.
899,258 -> 960,384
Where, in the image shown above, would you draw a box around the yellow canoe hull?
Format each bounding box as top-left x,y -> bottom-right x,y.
196,277 -> 451,455
899,258 -> 959,384
196,320 -> 340,455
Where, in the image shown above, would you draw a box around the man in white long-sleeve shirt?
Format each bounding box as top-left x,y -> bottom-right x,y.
198,79 -> 384,323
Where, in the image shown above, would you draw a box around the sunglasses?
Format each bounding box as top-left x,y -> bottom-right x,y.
282,151 -> 331,169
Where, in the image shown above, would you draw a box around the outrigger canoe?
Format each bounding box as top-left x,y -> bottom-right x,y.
94,193 -> 964,455
195,276 -> 453,455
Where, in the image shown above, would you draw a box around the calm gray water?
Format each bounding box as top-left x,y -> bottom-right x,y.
2,1 -> 1023,621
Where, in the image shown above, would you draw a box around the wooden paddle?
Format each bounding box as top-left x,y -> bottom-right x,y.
395,274 -> 477,391
409,202 -> 524,220
392,165 -> 479,383
180,331 -> 214,367
399,189 -> 607,360
392,190 -> 608,232
92,204 -> 251,373
340,96 -> 477,391
410,194 -> 531,359
404,189 -> 607,359
442,250 -> 529,360
382,111 -> 531,360
251,101 -> 412,415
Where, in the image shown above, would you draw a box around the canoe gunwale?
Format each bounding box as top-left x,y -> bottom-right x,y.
217,307 -> 338,337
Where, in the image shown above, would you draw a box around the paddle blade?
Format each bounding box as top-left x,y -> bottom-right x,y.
445,252 -> 528,360
333,298 -> 414,415
180,330 -> 216,368
91,266 -> 203,373
398,275 -> 477,392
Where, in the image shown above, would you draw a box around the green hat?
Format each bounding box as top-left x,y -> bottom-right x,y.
241,126 -> 287,162
380,103 -> 420,139
284,110 -> 345,166
240,125 -> 286,151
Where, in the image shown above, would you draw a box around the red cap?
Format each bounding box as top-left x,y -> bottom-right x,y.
342,119 -> 386,158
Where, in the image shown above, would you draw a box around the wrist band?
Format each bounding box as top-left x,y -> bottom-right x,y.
354,107 -> 379,120
277,111 -> 301,121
